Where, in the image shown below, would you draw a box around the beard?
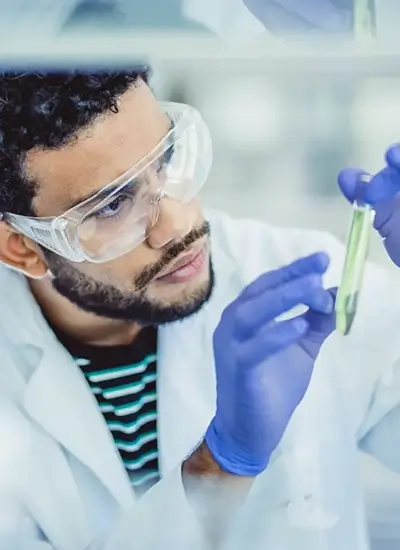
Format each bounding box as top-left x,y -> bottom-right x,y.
42,221 -> 214,326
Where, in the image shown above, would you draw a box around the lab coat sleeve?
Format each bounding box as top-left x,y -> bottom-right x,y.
101,465 -> 207,550
356,360 -> 400,473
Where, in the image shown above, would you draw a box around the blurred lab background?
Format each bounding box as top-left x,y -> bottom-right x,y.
155,68 -> 399,269
2,1 -> 400,549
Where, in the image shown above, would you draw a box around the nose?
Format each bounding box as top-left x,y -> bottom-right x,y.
146,196 -> 196,249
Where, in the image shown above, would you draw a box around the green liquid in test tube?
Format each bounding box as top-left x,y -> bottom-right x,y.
335,175 -> 375,335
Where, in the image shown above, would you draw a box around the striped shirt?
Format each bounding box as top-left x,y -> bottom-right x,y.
55,325 -> 160,496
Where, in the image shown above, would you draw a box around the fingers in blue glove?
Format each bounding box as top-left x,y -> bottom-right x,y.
367,167 -> 400,204
338,144 -> 400,206
236,316 -> 309,368
338,149 -> 400,268
235,274 -> 333,340
368,144 -> 400,203
241,252 -> 329,301
337,168 -> 369,203
209,265 -> 337,477
385,143 -> 400,171
300,287 -> 337,356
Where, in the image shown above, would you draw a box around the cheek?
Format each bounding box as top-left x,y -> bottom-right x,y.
188,199 -> 203,222
77,245 -> 162,288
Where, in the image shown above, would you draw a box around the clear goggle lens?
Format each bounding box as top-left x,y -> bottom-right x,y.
77,118 -> 210,262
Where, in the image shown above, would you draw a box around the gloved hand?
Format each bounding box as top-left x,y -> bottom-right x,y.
205,253 -> 336,476
338,144 -> 400,268
243,0 -> 352,34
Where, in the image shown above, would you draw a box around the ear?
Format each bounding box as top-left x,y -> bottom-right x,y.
0,221 -> 48,278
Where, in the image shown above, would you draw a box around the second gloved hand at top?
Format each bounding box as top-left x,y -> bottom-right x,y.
243,0 -> 353,34
205,253 -> 336,477
338,143 -> 400,268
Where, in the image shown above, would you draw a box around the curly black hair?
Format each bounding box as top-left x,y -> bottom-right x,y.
0,68 -> 150,216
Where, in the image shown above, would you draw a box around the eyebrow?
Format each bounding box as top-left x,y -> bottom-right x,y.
65,120 -> 175,212
65,182 -> 128,211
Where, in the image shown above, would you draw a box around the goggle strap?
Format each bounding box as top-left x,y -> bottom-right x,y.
5,214 -> 76,260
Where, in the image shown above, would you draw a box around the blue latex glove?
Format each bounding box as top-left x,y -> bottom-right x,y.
338,144 -> 400,268
205,253 -> 336,476
243,0 -> 352,34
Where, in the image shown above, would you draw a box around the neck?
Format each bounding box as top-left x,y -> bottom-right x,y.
29,277 -> 143,347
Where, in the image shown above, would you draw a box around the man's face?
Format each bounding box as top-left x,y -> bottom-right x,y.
25,81 -> 213,325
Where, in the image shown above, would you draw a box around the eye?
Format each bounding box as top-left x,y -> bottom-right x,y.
95,194 -> 131,219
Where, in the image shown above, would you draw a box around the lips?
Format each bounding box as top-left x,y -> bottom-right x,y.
155,246 -> 203,280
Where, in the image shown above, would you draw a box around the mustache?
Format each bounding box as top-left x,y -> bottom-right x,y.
133,221 -> 211,290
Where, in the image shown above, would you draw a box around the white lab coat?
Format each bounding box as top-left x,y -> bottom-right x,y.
1,209 -> 400,550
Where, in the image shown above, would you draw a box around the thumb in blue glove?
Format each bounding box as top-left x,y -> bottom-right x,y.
338,144 -> 400,267
205,253 -> 336,477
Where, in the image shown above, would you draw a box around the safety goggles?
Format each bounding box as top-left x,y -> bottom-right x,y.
1,101 -> 212,263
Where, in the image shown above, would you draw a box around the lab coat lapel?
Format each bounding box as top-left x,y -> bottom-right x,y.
157,235 -> 239,473
1,269 -> 136,511
24,426 -> 94,550
23,338 -> 135,512
157,314 -> 216,473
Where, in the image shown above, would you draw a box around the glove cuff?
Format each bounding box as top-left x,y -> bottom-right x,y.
204,421 -> 269,477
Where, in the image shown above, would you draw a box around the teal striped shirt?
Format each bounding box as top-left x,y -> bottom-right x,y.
57,325 -> 160,496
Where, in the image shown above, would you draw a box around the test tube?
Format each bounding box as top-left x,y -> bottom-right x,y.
335,0 -> 376,336
335,175 -> 375,335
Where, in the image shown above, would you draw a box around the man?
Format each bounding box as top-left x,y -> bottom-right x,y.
1,69 -> 400,550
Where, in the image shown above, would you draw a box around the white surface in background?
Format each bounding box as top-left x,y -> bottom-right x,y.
375,0 -> 400,42
352,80 -> 400,170
201,79 -> 282,150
